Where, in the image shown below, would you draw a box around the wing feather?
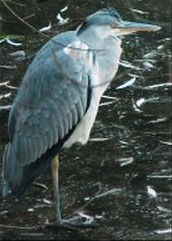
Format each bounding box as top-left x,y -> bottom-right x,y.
30,137 -> 37,162
35,136 -> 44,159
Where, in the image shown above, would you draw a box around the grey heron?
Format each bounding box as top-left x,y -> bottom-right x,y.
2,7 -> 161,226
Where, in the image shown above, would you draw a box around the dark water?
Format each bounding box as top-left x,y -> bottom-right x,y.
0,0 -> 171,240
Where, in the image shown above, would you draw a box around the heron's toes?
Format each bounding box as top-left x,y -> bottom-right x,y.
62,212 -> 95,227
45,212 -> 96,229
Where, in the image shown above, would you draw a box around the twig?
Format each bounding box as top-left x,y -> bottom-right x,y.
1,0 -> 47,38
0,224 -> 43,230
4,0 -> 26,7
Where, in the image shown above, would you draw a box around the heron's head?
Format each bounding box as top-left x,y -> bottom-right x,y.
77,7 -> 161,47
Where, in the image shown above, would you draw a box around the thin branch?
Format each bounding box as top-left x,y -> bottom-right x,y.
4,0 -> 26,7
0,224 -> 43,230
2,0 -> 47,38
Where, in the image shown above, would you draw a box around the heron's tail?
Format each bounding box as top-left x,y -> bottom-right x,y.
2,141 -> 62,198
2,143 -> 23,197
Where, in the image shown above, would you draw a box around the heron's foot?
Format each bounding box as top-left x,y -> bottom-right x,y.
62,212 -> 95,227
46,212 -> 96,229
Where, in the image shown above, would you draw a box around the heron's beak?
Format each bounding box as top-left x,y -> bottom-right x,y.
115,21 -> 161,36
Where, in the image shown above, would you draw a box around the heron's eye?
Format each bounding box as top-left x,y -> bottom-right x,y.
110,22 -> 118,29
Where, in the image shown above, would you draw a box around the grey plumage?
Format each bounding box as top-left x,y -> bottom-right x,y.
2,31 -> 90,197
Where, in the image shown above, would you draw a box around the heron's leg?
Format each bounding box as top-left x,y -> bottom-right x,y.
51,155 -> 61,222
51,155 -> 95,228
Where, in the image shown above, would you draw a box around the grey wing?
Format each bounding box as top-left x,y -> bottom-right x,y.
2,32 -> 91,197
9,53 -> 90,167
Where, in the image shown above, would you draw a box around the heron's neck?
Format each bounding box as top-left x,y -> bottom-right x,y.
77,25 -> 107,50
91,37 -> 122,85
64,31 -> 122,87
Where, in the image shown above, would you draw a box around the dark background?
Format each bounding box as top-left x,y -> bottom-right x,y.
0,0 -> 171,240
